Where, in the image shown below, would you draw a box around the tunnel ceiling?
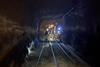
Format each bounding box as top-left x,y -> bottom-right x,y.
0,0 -> 94,32
0,0 -> 89,26
29,0 -> 75,17
0,0 -> 33,26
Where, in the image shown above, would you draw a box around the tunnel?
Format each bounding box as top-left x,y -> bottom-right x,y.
0,0 -> 97,67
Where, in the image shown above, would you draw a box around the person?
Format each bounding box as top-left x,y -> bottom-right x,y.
4,32 -> 32,67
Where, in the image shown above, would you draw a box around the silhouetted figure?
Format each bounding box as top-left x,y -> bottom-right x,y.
3,32 -> 32,67
14,33 -> 32,67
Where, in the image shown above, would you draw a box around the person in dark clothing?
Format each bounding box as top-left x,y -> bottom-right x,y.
3,32 -> 32,67
13,32 -> 32,67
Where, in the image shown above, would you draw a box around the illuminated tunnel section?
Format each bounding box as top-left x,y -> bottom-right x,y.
23,14 -> 90,67
39,16 -> 65,42
23,6 -> 91,66
0,0 -> 96,67
22,0 -> 94,67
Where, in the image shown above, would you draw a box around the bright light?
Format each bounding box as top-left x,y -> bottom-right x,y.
58,27 -> 61,30
57,26 -> 62,34
57,26 -> 62,31
48,24 -> 54,28
46,28 -> 49,31
57,30 -> 61,34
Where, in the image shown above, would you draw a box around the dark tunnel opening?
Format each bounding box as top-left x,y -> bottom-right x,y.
0,0 -> 98,67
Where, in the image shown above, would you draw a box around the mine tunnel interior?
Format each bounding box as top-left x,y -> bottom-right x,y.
0,0 -> 97,67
